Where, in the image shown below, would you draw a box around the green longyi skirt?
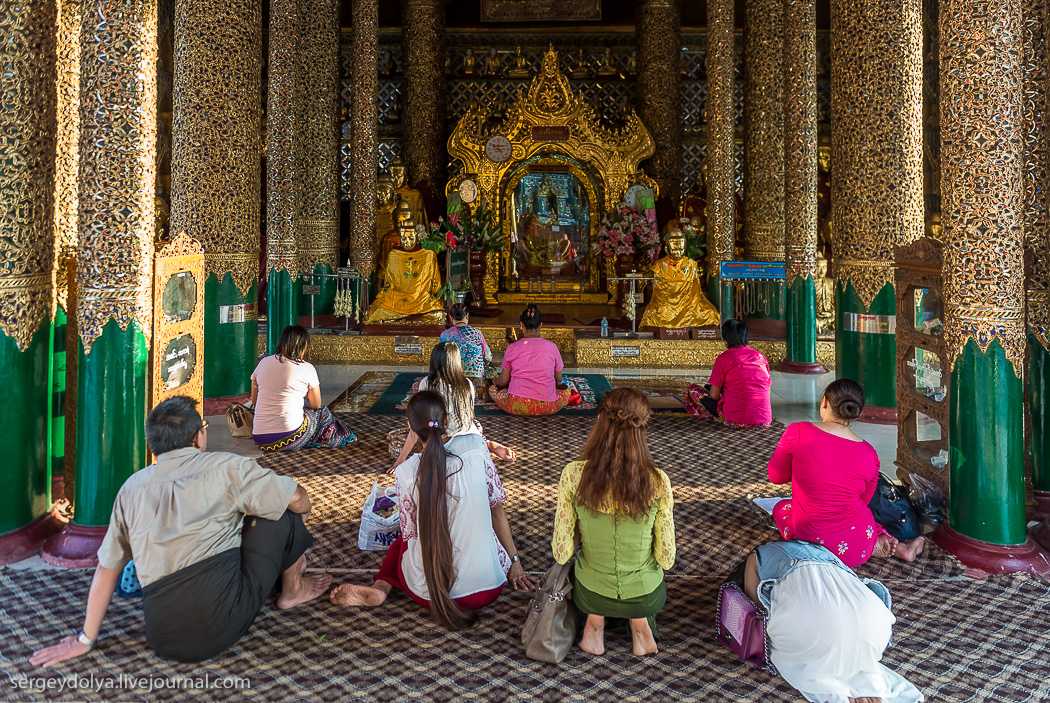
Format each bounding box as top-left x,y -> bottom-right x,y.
572,572 -> 667,640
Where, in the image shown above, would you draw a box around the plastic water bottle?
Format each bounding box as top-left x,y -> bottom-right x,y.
601,317 -> 609,338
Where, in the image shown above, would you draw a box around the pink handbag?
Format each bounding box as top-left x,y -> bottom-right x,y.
715,582 -> 775,673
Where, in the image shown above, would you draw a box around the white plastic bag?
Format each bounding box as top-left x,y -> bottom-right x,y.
358,481 -> 401,551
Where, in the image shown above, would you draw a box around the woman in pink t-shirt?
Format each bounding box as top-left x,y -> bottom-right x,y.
488,305 -> 572,416
684,319 -> 772,429
767,378 -> 925,567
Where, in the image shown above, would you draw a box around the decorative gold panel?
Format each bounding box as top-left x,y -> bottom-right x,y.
267,0 -> 299,279
170,0 -> 261,295
401,0 -> 448,200
1023,0 -> 1050,352
77,0 -> 157,353
940,0 -> 1025,376
349,0 -> 378,276
446,48 -> 656,211
298,0 -> 339,272
636,0 -> 682,202
783,0 -> 818,288
53,0 -> 80,313
706,0 -> 736,277
0,0 -> 57,351
152,233 -> 205,409
744,0 -> 785,262
831,0 -> 923,311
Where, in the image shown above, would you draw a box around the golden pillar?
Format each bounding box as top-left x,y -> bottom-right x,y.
298,0 -> 340,313
831,0 -> 922,417
743,0 -> 784,261
0,0 -> 58,548
636,0 -> 682,202
54,0 -> 81,312
401,0 -> 448,204
349,0 -> 378,276
706,0 -> 736,306
171,0 -> 262,397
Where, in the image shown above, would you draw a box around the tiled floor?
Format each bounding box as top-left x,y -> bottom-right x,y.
205,364 -> 899,476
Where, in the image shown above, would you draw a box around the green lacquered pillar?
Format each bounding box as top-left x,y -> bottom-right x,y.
707,274 -> 734,321
835,282 -> 897,415
785,276 -> 817,364
51,307 -> 68,498
267,269 -> 299,353
74,320 -> 149,526
204,275 -> 259,398
948,340 -> 1026,544
299,263 -> 336,317
0,325 -> 54,535
1031,332 -> 1049,494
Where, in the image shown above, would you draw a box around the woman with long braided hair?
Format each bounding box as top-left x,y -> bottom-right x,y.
551,387 -> 676,656
330,391 -> 535,628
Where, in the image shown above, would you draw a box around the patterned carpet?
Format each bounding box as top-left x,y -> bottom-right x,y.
3,413 -> 1048,702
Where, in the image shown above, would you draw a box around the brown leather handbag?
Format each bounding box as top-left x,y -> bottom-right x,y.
225,402 -> 255,439
521,556 -> 579,663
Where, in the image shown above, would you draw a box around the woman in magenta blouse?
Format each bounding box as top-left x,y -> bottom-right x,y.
684,319 -> 772,429
767,378 -> 925,567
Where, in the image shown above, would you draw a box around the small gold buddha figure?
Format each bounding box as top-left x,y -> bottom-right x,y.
815,252 -> 835,334
385,97 -> 401,124
571,49 -> 591,79
624,50 -> 637,78
925,212 -> 942,241
484,47 -> 502,78
388,156 -> 428,230
640,228 -> 720,329
596,47 -> 617,78
374,175 -> 398,277
364,207 -> 444,325
462,48 -> 477,78
507,46 -> 530,78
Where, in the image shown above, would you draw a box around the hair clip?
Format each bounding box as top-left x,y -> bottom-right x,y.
428,420 -> 439,428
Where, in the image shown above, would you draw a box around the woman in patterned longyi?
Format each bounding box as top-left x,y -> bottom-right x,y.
551,387 -> 676,657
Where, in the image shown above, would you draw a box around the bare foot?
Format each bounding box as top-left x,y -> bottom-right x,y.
629,618 -> 658,656
894,536 -> 925,562
329,581 -> 391,607
300,556 -> 309,575
578,614 -> 605,655
872,533 -> 898,558
277,573 -> 332,610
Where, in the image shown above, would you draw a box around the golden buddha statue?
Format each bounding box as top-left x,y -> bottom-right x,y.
388,156 -> 428,231
596,47 -> 617,78
462,48 -> 477,78
484,47 -> 502,78
364,207 -> 444,324
571,48 -> 590,79
640,228 -> 720,329
507,46 -> 530,78
925,212 -> 942,241
815,252 -> 835,334
374,176 -> 399,280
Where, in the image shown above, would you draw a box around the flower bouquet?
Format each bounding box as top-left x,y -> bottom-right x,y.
596,206 -> 661,264
428,202 -> 505,254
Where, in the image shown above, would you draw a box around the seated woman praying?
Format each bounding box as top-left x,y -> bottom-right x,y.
330,391 -> 536,627
740,541 -> 924,703
767,378 -> 925,567
388,341 -> 516,473
488,304 -> 572,416
684,318 -> 772,429
439,303 -> 499,392
251,325 -> 355,451
552,388 -> 675,656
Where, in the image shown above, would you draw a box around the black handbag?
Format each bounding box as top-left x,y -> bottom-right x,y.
868,477 -> 922,540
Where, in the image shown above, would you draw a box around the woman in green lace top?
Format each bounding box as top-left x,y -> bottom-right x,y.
552,387 -> 676,656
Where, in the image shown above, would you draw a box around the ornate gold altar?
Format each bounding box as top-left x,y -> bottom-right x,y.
446,47 -> 656,304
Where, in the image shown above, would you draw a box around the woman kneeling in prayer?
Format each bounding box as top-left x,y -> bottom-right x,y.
767,378 -> 924,567
488,304 -> 572,416
552,387 -> 675,656
251,325 -> 356,451
741,541 -> 924,703
331,391 -> 535,627
683,318 -> 772,429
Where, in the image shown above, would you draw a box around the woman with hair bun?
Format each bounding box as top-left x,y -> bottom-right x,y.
488,304 -> 572,416
767,378 -> 925,567
439,303 -> 497,391
551,388 -> 675,656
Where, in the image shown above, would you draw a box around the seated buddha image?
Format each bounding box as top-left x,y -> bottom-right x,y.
364,206 -> 444,325
516,210 -> 577,276
512,173 -> 586,278
640,227 -> 720,330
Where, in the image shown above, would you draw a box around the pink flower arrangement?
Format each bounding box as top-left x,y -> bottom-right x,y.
596,206 -> 661,263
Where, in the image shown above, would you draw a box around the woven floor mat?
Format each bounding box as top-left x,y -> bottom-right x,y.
256,413 -> 964,582
4,568 -> 1049,702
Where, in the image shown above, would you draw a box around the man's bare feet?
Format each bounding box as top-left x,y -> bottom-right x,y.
277,573 -> 332,610
629,618 -> 658,656
579,614 -> 605,655
872,533 -> 898,558
329,581 -> 391,607
894,536 -> 925,562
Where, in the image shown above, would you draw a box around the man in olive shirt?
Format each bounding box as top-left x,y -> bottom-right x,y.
31,396 -> 330,665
